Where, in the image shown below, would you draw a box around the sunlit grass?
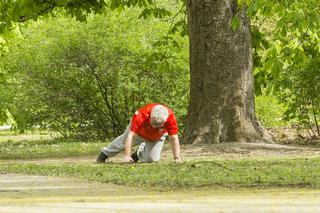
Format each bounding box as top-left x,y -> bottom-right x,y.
0,131 -> 105,159
1,157 -> 319,190
0,130 -> 59,143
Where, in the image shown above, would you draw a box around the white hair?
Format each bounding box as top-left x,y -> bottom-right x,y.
150,105 -> 169,123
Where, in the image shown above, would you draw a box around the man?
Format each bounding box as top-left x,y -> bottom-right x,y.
96,103 -> 182,163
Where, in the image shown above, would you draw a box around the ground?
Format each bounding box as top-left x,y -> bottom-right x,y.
4,141 -> 320,164
1,142 -> 320,212
1,173 -> 320,213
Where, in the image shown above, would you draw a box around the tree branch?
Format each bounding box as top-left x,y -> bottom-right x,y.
311,100 -> 320,137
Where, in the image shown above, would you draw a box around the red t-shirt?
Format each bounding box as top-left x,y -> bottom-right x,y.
130,103 -> 178,142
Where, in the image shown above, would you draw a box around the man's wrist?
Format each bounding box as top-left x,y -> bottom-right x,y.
124,145 -> 131,156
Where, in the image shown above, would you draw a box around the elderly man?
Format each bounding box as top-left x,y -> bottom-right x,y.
96,103 -> 182,163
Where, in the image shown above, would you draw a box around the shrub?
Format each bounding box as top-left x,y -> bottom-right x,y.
1,11 -> 189,140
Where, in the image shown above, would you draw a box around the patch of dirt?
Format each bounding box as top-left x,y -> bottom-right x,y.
2,142 -> 320,165
169,142 -> 320,160
268,127 -> 320,146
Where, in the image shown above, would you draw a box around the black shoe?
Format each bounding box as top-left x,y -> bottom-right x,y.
131,143 -> 145,163
96,152 -> 108,163
131,151 -> 139,163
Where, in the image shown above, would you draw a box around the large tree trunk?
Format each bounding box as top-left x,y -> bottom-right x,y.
183,0 -> 273,144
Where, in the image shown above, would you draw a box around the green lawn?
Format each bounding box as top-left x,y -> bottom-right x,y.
1,131 -> 320,191
0,131 -> 104,159
1,157 -> 320,190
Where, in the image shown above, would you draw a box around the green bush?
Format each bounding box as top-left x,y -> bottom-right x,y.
0,10 -> 189,140
277,58 -> 320,138
255,95 -> 288,128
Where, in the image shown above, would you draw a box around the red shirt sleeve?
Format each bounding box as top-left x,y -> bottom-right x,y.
130,111 -> 142,133
166,113 -> 178,135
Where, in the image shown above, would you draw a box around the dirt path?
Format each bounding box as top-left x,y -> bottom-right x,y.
3,142 -> 320,165
1,173 -> 320,213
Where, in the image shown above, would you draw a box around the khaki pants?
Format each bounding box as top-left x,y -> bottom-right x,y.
101,123 -> 166,163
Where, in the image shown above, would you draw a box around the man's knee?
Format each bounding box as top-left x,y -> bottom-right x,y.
144,153 -> 161,163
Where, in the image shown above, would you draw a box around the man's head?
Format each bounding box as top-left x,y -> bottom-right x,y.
150,105 -> 169,128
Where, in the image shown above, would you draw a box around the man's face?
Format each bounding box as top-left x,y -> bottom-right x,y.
150,117 -> 165,128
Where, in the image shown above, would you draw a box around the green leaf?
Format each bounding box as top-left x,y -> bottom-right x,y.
237,0 -> 245,7
254,79 -> 262,96
264,59 -> 273,71
157,60 -> 170,73
138,9 -> 149,19
147,0 -> 154,5
172,40 -> 180,49
169,20 -> 186,35
110,0 -> 117,9
0,73 -> 6,84
280,26 -> 287,37
271,59 -> 283,79
231,15 -> 240,31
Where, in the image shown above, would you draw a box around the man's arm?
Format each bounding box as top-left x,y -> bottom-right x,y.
123,130 -> 135,163
168,134 -> 182,163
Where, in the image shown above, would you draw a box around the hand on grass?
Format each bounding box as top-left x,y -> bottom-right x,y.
174,158 -> 183,164
123,155 -> 134,163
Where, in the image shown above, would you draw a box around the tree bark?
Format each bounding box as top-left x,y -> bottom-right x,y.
183,0 -> 273,144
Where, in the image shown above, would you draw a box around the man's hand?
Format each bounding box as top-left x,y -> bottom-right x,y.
174,158 -> 183,164
123,155 -> 134,163
168,134 -> 182,163
123,130 -> 135,163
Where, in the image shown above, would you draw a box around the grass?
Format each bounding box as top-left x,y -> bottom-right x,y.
1,131 -> 320,191
0,130 -> 58,143
0,157 -> 320,190
0,131 -> 105,159
0,140 -> 103,159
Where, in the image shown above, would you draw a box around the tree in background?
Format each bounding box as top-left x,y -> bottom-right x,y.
184,0 -> 271,144
1,0 -> 319,143
184,0 -> 320,143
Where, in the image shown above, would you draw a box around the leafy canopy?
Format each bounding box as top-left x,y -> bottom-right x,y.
0,0 -> 106,33
0,0 -> 319,131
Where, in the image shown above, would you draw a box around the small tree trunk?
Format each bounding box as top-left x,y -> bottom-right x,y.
183,0 -> 273,144
311,101 -> 320,137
